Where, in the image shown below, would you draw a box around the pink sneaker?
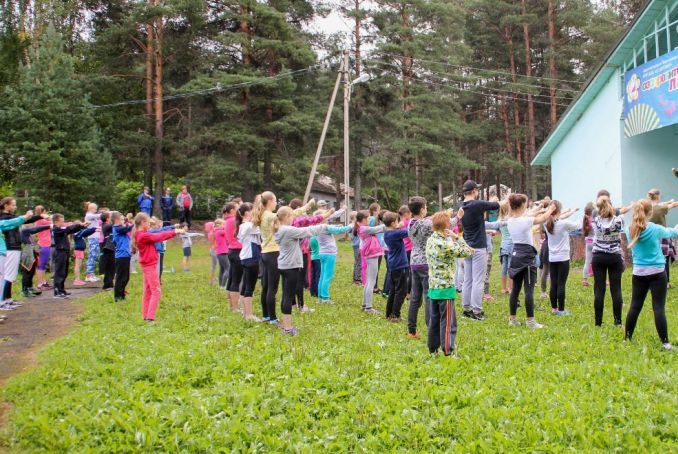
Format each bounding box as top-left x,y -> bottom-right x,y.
73,279 -> 86,286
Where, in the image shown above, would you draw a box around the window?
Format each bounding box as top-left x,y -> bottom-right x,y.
670,23 -> 678,50
659,27 -> 669,55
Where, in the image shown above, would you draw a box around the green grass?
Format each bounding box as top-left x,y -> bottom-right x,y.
1,240 -> 677,452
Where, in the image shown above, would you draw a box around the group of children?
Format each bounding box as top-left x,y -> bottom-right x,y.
1,181 -> 675,355
201,182 -> 676,356
0,196 -> 190,324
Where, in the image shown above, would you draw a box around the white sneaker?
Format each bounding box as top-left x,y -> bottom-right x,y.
662,343 -> 673,351
526,319 -> 544,329
85,275 -> 100,282
508,318 -> 521,327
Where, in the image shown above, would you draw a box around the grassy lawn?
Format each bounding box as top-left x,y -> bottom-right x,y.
1,239 -> 676,452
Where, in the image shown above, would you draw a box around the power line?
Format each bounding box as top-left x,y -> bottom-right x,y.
374,51 -> 584,86
91,63 -> 327,109
408,76 -> 572,108
365,59 -> 574,103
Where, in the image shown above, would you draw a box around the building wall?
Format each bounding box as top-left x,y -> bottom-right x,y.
621,123 -> 678,225
550,71 -> 624,212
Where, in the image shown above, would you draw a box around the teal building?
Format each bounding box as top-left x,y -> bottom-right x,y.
533,0 -> 678,225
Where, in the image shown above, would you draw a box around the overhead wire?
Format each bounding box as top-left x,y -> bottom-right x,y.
375,51 -> 585,86
364,59 -> 574,104
91,63 -> 328,109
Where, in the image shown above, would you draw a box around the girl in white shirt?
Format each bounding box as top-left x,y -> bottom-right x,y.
544,201 -> 580,315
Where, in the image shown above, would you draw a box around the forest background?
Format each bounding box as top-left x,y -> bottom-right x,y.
0,0 -> 645,217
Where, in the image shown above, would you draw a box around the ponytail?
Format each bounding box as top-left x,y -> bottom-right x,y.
545,200 -> 562,234
354,210 -> 369,236
582,202 -> 593,237
628,199 -> 652,249
253,191 -> 275,227
236,202 -> 253,231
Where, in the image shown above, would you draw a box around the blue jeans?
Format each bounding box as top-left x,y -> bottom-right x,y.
318,254 -> 337,300
86,238 -> 100,275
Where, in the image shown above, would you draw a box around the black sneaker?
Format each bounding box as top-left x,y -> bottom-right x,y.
29,288 -> 42,296
63,291 -> 72,296
471,312 -> 486,321
53,293 -> 67,299
462,310 -> 473,318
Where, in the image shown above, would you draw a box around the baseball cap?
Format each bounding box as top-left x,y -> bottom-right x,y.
462,180 -> 480,193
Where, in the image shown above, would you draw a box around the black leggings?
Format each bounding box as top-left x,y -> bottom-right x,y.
22,258 -> 36,290
227,249 -> 243,292
666,256 -> 671,284
591,253 -> 624,326
625,272 -> 669,343
240,261 -> 259,297
509,266 -> 536,317
280,268 -> 300,315
114,257 -> 130,300
100,250 -> 115,289
295,267 -> 306,307
261,252 -> 280,320
549,260 -> 570,311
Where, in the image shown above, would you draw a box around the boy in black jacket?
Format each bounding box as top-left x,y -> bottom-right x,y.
51,214 -> 86,299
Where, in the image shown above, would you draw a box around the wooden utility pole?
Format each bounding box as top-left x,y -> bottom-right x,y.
343,50 -> 351,218
303,60 -> 344,203
152,0 -> 164,214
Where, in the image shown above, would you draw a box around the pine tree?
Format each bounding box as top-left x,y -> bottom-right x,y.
0,26 -> 115,217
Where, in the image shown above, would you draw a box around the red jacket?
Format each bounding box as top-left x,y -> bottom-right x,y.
136,228 -> 177,267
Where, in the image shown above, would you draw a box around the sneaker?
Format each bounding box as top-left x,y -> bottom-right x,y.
22,290 -> 36,298
508,318 -> 521,327
28,288 -> 42,296
407,332 -> 420,340
73,279 -> 86,286
483,294 -> 495,301
661,343 -> 673,351
6,301 -> 22,308
63,291 -> 72,296
526,319 -> 544,329
245,315 -> 262,322
262,317 -> 271,322
390,317 -> 403,323
299,306 -> 315,313
470,312 -> 486,321
85,275 -> 100,283
445,351 -> 461,359
52,294 -> 67,300
557,310 -> 571,316
462,310 -> 473,319
363,307 -> 380,315
551,308 -> 559,315
381,293 -> 389,300
0,303 -> 16,310
268,319 -> 279,325
283,327 -> 298,336
38,283 -> 53,290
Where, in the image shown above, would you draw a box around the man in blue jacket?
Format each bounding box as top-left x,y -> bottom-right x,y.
137,187 -> 154,215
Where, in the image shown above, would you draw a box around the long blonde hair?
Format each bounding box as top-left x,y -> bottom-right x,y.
253,191 -> 275,226
130,212 -> 150,254
628,199 -> 652,249
596,196 -> 615,219
545,200 -> 562,234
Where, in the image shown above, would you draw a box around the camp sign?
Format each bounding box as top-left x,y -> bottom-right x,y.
623,48 -> 678,138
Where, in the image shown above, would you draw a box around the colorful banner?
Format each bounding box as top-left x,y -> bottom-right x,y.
623,48 -> 678,137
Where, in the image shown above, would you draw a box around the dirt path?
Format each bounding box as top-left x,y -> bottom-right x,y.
0,284 -> 100,442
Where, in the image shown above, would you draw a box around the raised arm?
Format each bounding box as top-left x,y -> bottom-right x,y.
327,225 -> 352,235
362,224 -> 386,235
533,205 -> 557,225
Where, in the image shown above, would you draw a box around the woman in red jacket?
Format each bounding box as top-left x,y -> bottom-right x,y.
131,213 -> 185,321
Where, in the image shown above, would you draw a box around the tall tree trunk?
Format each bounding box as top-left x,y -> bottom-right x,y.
522,0 -> 537,200
239,3 -> 254,200
264,51 -> 278,188
547,0 -> 558,129
152,2 -> 164,215
500,95 -> 515,191
144,11 -> 154,190
400,6 -> 417,194
506,25 -> 524,193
